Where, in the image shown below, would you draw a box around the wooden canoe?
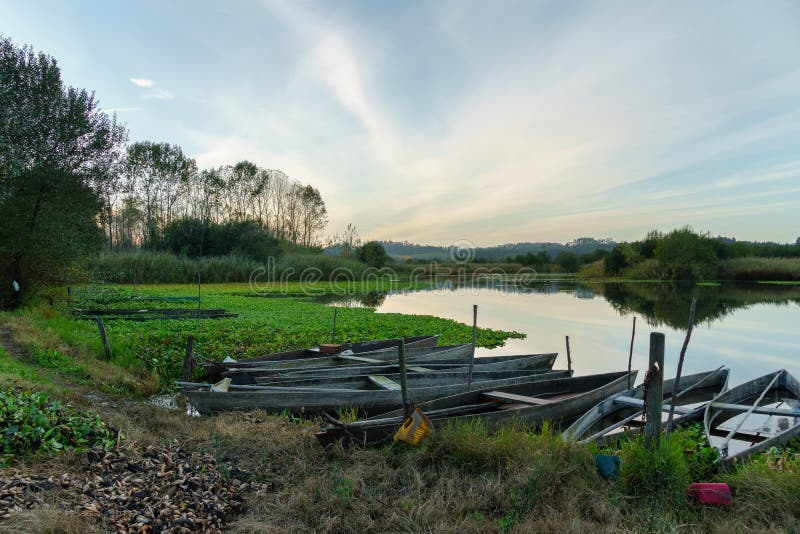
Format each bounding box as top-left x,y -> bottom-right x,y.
204,335 -> 439,380
249,353 -> 557,385
181,370 -> 572,416
220,344 -> 477,381
254,367 -> 558,388
704,369 -> 800,465
562,367 -> 730,443
315,371 -> 635,447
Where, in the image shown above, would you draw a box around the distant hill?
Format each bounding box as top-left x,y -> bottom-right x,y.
380,237 -> 617,261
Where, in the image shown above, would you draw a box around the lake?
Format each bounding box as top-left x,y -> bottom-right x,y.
361,281 -> 800,387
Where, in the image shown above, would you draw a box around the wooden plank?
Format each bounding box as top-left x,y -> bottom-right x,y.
368,375 -> 401,391
711,402 -> 798,418
408,366 -> 432,373
481,391 -> 554,405
614,395 -> 695,415
336,354 -> 384,364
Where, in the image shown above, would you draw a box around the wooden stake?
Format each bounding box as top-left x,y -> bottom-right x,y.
182,335 -> 194,381
94,318 -> 112,361
566,336 -> 572,374
467,305 -> 478,388
627,316 -> 636,389
331,307 -> 338,344
644,332 -> 665,448
666,298 -> 697,437
398,338 -> 410,417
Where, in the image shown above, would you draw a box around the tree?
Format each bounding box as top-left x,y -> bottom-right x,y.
0,37 -> 126,307
654,228 -> 718,281
604,246 -> 628,275
358,241 -> 389,268
125,141 -> 196,244
555,252 -> 579,273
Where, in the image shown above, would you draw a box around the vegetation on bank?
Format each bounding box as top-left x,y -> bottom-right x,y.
581,227 -> 800,282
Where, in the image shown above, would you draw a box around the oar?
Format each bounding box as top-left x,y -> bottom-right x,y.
719,371 -> 783,457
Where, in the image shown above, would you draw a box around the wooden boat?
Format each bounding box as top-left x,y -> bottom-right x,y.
218,344 -> 481,381
254,367 -> 557,388
562,367 -> 730,443
204,335 -> 439,380
181,369 -> 573,416
704,369 -> 800,466
235,353 -> 557,385
316,371 -> 635,447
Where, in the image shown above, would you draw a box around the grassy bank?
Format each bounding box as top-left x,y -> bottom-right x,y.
1,286 -> 799,532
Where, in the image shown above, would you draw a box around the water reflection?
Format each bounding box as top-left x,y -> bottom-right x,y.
363,282 -> 800,386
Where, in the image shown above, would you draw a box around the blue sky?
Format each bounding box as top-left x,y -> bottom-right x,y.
3,0 -> 799,245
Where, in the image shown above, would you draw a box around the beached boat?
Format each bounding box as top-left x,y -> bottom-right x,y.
243,353 -> 557,385
316,371 -> 635,447
704,369 -> 800,465
254,367 -> 557,388
562,367 -> 730,443
181,369 -> 572,416
204,335 -> 439,380
219,344 -> 479,381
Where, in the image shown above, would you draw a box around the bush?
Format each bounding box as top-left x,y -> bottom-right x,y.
0,388 -> 115,465
619,435 -> 689,504
654,227 -> 718,281
357,242 -> 389,268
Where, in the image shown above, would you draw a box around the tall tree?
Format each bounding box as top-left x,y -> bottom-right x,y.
0,37 -> 126,307
125,141 -> 196,244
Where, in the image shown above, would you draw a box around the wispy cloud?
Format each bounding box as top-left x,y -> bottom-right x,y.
100,107 -> 140,114
129,77 -> 155,88
143,88 -> 175,100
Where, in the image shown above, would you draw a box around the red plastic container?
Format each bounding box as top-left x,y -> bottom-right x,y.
688,483 -> 732,505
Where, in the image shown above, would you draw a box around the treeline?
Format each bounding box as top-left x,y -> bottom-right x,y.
587,228 -> 800,281
503,249 -> 609,273
0,36 -> 328,306
108,152 -> 327,250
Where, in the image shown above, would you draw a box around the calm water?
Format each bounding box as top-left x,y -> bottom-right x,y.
367,282 -> 800,387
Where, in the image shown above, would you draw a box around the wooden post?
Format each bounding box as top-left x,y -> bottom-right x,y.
331,307 -> 338,344
565,336 -> 572,374
644,332 -> 665,448
467,305 -> 478,388
398,338 -> 410,416
197,271 -> 201,309
67,286 -> 72,305
666,298 -> 697,437
627,316 -> 636,390
94,318 -> 112,361
182,335 -> 194,381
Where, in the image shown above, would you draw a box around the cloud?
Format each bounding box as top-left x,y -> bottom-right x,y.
143,88 -> 176,100
129,78 -> 156,88
100,107 -> 139,114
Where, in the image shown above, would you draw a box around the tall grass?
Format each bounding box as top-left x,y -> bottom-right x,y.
86,250 -> 372,284
720,257 -> 800,281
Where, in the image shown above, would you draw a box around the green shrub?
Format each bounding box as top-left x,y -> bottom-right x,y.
619,435 -> 690,503
0,387 -> 115,465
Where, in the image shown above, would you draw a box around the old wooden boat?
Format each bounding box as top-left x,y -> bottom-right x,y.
204,335 -> 439,380
315,371 -> 635,447
181,369 -> 572,416
236,353 -> 557,385
704,369 -> 800,465
254,367 -> 557,388
562,367 -> 730,443
219,344 -> 478,380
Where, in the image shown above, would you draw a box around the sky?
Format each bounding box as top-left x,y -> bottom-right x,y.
2,0 -> 799,246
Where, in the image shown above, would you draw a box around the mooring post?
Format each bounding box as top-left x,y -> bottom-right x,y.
627,316 -> 636,389
666,298 -> 697,437
566,336 -> 572,374
94,317 -> 112,361
182,335 -> 194,381
398,337 -> 410,417
467,304 -> 478,388
67,286 -> 72,305
331,307 -> 338,344
644,332 -> 665,448
197,271 -> 201,309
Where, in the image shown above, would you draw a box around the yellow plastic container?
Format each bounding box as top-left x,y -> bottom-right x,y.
393,408 -> 434,445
